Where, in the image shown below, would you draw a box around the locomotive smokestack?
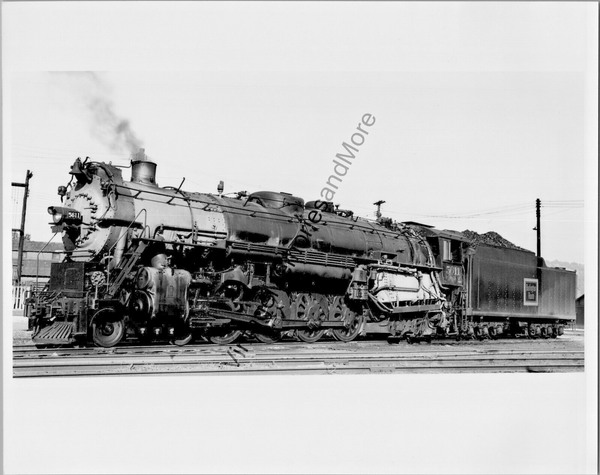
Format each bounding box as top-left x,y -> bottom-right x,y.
131,148 -> 157,186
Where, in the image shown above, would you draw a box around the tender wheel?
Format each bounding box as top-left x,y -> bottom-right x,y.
91,308 -> 125,348
295,294 -> 326,343
330,297 -> 363,342
528,325 -> 537,339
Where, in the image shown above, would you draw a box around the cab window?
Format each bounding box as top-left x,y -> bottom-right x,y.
442,239 -> 452,261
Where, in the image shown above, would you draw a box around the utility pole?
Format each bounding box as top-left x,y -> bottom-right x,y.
12,170 -> 33,284
534,198 -> 543,302
374,200 -> 386,219
535,198 -> 541,259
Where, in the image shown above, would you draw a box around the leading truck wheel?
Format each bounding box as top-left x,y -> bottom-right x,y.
170,302 -> 193,346
171,330 -> 193,346
91,308 -> 125,348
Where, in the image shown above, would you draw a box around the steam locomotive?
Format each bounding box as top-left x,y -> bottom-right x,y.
26,150 -> 576,347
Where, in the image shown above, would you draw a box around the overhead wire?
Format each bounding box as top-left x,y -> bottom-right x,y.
11,146 -> 274,193
12,143 -> 127,156
9,146 -> 585,228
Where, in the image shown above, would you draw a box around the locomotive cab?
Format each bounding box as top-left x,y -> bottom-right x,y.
403,223 -> 468,288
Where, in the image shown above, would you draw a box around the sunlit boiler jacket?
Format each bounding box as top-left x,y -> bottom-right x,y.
54,150 -> 433,268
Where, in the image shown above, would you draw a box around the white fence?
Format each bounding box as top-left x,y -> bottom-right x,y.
12,285 -> 31,311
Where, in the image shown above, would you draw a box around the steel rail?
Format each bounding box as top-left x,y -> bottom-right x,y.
12,334 -> 582,354
13,343 -> 584,356
13,351 -> 585,365
12,344 -> 584,359
13,361 -> 584,378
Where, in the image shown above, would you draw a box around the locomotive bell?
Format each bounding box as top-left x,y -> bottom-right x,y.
151,253 -> 169,269
69,157 -> 92,184
131,148 -> 158,186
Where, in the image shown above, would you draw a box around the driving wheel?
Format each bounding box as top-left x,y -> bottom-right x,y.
254,329 -> 282,344
208,328 -> 242,345
330,296 -> 363,342
91,308 -> 125,348
295,294 -> 326,343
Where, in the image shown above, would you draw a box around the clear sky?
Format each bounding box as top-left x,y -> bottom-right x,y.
4,3 -> 596,266
2,3 -> 598,474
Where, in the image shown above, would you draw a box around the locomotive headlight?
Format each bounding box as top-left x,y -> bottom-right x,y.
48,206 -> 83,225
48,206 -> 63,224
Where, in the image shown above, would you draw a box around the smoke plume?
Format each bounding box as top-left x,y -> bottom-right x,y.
51,72 -> 144,154
84,73 -> 144,154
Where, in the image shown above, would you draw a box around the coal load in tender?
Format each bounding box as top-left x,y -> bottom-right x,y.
462,230 -> 529,251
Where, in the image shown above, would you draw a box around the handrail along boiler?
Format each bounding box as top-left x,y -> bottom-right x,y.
27,150 -> 576,347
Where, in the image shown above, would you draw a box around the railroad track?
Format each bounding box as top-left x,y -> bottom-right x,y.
12,331 -> 583,354
13,340 -> 584,377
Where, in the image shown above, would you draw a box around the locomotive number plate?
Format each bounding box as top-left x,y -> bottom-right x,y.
441,263 -> 464,286
66,210 -> 82,221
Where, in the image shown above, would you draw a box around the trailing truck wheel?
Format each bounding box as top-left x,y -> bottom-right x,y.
91,308 -> 125,348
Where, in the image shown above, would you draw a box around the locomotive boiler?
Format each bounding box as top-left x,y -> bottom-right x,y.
27,150 -> 576,347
